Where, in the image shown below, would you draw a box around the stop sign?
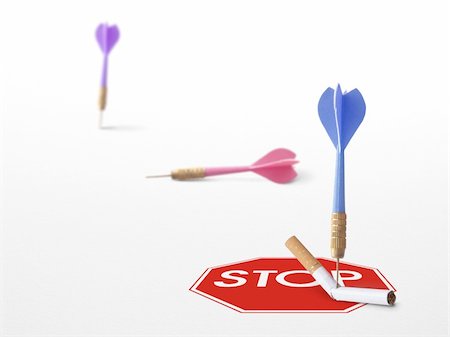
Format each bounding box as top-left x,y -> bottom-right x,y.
190,258 -> 396,313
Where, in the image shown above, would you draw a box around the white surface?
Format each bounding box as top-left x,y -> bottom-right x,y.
0,0 -> 448,336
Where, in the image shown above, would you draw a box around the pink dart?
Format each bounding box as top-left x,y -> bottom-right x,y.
146,148 -> 299,184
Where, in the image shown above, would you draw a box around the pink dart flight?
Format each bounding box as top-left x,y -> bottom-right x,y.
146,148 -> 299,183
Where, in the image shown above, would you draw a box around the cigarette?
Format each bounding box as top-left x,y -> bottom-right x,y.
285,236 -> 396,306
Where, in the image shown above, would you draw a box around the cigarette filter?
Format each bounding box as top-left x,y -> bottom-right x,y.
285,236 -> 396,306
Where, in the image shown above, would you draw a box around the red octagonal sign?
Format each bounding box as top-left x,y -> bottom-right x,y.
190,258 -> 396,313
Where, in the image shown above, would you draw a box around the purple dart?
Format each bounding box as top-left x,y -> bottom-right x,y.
95,23 -> 120,127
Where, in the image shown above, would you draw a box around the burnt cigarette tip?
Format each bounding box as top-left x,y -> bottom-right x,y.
387,291 -> 396,306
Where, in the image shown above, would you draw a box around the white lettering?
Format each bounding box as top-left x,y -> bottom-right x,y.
214,270 -> 248,287
276,270 -> 318,287
331,270 -> 362,286
254,270 -> 278,287
213,269 -> 364,288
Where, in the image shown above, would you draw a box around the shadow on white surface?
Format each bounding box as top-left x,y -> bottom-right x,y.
163,173 -> 311,184
100,125 -> 146,132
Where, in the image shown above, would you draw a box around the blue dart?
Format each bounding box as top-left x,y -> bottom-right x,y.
318,84 -> 366,286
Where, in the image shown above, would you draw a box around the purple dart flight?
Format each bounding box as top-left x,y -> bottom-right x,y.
96,23 -> 120,127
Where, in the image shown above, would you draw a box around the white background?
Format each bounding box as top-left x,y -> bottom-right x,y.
0,0 -> 448,336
